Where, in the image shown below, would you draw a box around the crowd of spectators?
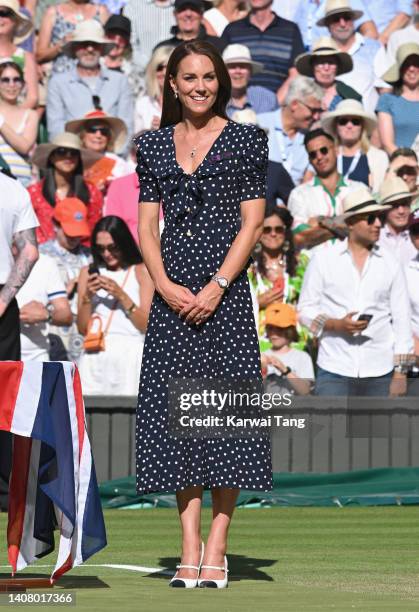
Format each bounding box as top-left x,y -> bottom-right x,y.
0,0 -> 418,398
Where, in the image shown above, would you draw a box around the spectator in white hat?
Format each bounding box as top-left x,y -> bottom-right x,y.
203,0 -> 248,37
298,186 -> 414,397
378,176 -> 419,264
318,0 -> 386,113
321,98 -> 388,192
46,20 -> 134,143
222,44 -> 277,118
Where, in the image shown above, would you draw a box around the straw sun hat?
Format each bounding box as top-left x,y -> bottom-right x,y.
65,110 -> 128,154
316,0 -> 363,27
321,99 -> 377,136
0,0 -> 33,42
295,37 -> 353,77
32,132 -> 102,170
381,42 -> 419,84
62,20 -> 116,58
378,176 -> 419,205
341,187 -> 391,220
222,44 -> 263,73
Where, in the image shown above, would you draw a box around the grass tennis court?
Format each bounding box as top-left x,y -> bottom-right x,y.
1,507 -> 419,611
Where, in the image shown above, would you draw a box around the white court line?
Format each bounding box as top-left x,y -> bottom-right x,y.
0,564 -> 171,575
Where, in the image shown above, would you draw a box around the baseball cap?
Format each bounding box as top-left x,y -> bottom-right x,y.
174,0 -> 204,11
265,303 -> 297,328
52,198 -> 90,238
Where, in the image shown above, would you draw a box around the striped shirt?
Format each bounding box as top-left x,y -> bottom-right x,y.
123,0 -> 176,72
221,13 -> 304,93
0,110 -> 32,187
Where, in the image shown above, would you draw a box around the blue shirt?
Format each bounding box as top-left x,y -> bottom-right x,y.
226,86 -> 278,118
376,93 -> 419,149
46,66 -> 134,146
256,108 -> 308,185
293,0 -> 371,50
222,14 -> 305,93
363,0 -> 412,33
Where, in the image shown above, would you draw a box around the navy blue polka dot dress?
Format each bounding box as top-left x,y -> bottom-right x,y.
135,120 -> 273,494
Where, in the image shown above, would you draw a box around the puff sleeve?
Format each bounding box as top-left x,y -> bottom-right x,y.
239,126 -> 268,202
136,141 -> 161,203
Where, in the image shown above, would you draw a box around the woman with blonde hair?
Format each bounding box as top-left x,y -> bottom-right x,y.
134,45 -> 173,133
322,99 -> 388,192
203,0 -> 248,37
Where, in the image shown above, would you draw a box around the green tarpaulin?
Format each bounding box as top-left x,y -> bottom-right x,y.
99,467 -> 419,509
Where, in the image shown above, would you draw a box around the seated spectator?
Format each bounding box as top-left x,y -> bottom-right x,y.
261,302 -> 314,396
134,45 -> 173,133
405,208 -> 419,360
223,44 -> 277,117
298,186 -> 414,397
65,107 -> 130,193
102,13 -> 143,98
294,36 -> 361,110
16,253 -> 72,362
40,197 -> 92,362
77,215 -> 155,396
221,0 -> 305,98
366,0 -> 412,47
378,176 -> 418,264
257,76 -> 323,185
36,0 -> 109,74
203,0 -> 248,37
46,20 -> 134,145
386,148 -> 419,209
29,132 -> 103,244
377,43 -> 419,154
288,128 -> 364,250
317,0 -> 385,113
0,60 -> 38,186
0,0 -> 37,107
154,0 -> 224,52
290,0 -> 377,51
321,99 -> 388,191
248,206 -> 309,352
386,0 -> 419,65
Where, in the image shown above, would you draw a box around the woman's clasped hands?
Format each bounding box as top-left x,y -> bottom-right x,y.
161,279 -> 225,325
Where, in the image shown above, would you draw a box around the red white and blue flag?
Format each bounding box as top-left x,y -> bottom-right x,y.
0,361 -> 107,581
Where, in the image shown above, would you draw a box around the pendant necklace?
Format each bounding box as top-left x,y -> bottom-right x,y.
191,146 -> 197,158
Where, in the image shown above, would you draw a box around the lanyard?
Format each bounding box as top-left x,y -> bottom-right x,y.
337,148 -> 362,180
274,127 -> 293,175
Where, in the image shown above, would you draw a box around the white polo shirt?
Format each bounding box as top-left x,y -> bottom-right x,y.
0,172 -> 39,284
405,255 -> 419,337
297,239 -> 414,377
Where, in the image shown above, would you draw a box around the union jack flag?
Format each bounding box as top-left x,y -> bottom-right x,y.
0,361 -> 107,581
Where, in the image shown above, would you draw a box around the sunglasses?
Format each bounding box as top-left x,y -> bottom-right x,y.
308,145 -> 330,161
86,124 -> 111,137
262,226 -> 286,235
96,243 -> 120,255
337,117 -> 362,126
54,147 -> 79,157
156,63 -> 167,72
396,165 -> 418,177
0,76 -> 23,84
299,100 -> 323,115
359,212 -> 386,225
0,8 -> 15,18
328,12 -> 353,23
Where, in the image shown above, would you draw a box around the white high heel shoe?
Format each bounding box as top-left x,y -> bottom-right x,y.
169,541 -> 205,588
198,555 -> 229,589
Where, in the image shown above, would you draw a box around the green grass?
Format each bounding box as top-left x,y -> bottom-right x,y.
1,507 -> 419,611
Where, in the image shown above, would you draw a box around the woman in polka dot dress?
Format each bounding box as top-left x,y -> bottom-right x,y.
135,40 -> 273,589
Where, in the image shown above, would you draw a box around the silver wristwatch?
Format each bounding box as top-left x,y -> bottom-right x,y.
211,275 -> 229,290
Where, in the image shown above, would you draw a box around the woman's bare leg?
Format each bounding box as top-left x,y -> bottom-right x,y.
174,485 -> 204,579
199,487 -> 240,580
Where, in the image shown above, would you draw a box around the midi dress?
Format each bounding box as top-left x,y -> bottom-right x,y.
135,120 -> 273,494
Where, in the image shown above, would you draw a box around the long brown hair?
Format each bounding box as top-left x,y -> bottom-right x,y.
160,40 -> 231,128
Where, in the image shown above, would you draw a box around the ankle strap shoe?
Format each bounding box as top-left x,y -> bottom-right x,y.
169,541 -> 205,588
198,555 -> 229,588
